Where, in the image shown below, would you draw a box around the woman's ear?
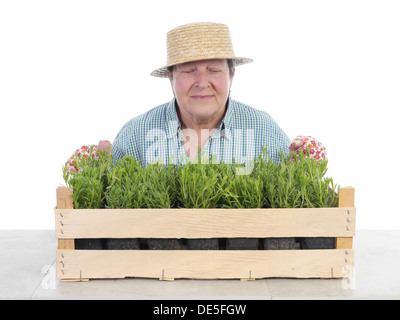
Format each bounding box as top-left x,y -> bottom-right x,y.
167,71 -> 175,97
229,68 -> 235,91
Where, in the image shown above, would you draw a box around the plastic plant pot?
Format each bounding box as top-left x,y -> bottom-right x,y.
226,238 -> 260,250
105,238 -> 140,250
147,239 -> 181,250
75,239 -> 105,250
263,238 -> 296,250
186,239 -> 219,250
300,237 -> 335,249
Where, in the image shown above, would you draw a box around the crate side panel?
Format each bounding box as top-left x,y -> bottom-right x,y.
55,208 -> 356,239
57,249 -> 354,280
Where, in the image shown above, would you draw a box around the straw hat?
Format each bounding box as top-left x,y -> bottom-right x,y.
150,22 -> 253,78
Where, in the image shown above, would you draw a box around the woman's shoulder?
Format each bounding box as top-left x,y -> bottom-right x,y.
117,100 -> 172,135
229,98 -> 278,126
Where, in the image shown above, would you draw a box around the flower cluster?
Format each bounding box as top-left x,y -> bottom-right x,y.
66,140 -> 111,174
290,136 -> 327,162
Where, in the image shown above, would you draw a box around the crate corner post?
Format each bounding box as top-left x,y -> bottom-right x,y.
336,186 -> 355,250
56,186 -> 78,281
56,186 -> 75,250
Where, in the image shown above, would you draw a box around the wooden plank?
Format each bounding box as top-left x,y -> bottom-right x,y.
56,187 -> 75,250
339,186 -> 355,207
336,237 -> 353,250
57,249 -> 354,280
58,239 -> 75,250
55,207 -> 356,239
56,187 -> 74,209
336,186 -> 355,249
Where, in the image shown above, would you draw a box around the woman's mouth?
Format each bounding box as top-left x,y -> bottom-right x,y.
190,95 -> 213,100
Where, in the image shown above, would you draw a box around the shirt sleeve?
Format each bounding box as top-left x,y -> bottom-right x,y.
269,120 -> 291,163
111,139 -> 126,164
111,118 -> 142,165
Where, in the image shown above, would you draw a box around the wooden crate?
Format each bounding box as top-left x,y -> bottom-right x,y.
55,186 -> 356,281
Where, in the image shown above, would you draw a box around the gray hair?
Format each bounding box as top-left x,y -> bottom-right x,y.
167,59 -> 236,79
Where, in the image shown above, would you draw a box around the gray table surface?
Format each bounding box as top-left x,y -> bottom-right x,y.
1,230 -> 399,299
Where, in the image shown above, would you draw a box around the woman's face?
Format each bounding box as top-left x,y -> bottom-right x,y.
169,59 -> 234,124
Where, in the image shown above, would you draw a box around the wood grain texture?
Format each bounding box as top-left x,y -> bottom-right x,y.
336,186 -> 356,249
55,207 -> 356,239
57,249 -> 354,280
56,187 -> 73,209
56,187 -> 75,250
339,186 -> 355,208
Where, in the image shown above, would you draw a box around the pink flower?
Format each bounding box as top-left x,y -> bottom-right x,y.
289,135 -> 328,162
97,140 -> 112,153
65,139 -> 111,175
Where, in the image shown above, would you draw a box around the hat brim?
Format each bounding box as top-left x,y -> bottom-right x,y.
150,57 -> 253,78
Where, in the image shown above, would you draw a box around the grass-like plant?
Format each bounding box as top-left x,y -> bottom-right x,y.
220,158 -> 265,208
105,155 -> 147,209
62,147 -> 111,209
142,162 -> 177,208
256,146 -> 339,208
62,146 -> 339,209
177,155 -> 230,208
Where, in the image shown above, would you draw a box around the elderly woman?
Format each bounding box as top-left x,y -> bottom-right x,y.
112,22 -> 293,169
67,22 -> 327,250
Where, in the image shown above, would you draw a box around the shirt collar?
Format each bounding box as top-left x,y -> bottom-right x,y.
165,97 -> 234,141
219,98 -> 234,140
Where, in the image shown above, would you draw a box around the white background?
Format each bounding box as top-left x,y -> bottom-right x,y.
0,0 -> 399,230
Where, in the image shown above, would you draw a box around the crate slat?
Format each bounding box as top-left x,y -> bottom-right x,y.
57,249 -> 354,280
55,207 -> 356,239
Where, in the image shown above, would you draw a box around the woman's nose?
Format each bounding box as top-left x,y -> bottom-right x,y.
194,69 -> 210,88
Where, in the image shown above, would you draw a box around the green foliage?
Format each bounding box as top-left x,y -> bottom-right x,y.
105,156 -> 147,209
177,155 -> 230,208
221,173 -> 265,208
142,162 -> 177,208
256,146 -> 339,208
61,146 -> 339,209
62,147 -> 111,209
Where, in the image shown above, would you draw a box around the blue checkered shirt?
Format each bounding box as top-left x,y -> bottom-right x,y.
112,98 -> 290,167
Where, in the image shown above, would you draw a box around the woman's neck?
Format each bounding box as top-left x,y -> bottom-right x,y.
175,101 -> 228,159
